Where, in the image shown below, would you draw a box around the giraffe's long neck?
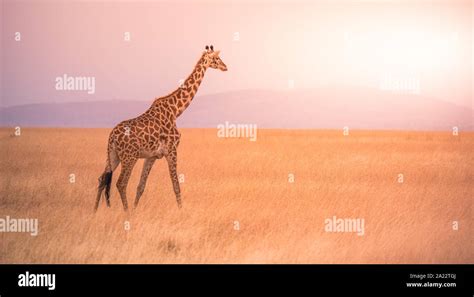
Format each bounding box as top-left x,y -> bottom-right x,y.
172,56 -> 208,117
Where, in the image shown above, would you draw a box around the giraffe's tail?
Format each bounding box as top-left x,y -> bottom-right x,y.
94,171 -> 113,212
94,139 -> 117,212
94,132 -> 121,212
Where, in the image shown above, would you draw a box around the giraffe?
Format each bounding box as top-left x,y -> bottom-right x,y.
94,45 -> 227,211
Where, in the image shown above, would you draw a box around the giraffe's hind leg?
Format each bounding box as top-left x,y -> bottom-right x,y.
105,148 -> 120,207
134,157 -> 156,208
116,157 -> 138,211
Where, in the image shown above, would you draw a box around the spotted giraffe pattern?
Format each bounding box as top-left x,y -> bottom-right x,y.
95,46 -> 227,211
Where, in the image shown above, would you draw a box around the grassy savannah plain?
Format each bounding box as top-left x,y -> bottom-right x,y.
0,128 -> 472,264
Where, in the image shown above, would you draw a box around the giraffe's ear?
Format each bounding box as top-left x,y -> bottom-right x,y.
212,50 -> 220,57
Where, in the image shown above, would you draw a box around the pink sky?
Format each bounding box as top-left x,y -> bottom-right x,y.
1,0 -> 472,108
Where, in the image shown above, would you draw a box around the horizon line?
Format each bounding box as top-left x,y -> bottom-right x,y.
1,85 -> 472,110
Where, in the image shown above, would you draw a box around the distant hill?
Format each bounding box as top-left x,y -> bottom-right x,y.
1,87 -> 472,130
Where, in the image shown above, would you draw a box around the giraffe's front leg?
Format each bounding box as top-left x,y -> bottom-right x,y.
165,146 -> 181,209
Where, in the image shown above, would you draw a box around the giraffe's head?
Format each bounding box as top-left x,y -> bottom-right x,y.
203,45 -> 228,71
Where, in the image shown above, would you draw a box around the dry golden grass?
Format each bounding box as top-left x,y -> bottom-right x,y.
0,128 -> 472,263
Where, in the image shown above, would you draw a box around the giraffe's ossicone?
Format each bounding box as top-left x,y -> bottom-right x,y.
94,46 -> 228,211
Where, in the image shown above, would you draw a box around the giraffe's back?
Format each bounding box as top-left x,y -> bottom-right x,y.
108,106 -> 176,160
